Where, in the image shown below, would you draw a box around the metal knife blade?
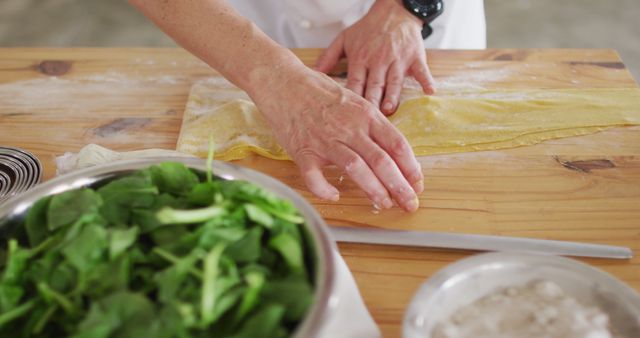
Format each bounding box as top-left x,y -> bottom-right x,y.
330,226 -> 633,260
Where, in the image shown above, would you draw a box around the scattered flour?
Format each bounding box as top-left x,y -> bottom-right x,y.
435,68 -> 514,92
0,72 -> 186,112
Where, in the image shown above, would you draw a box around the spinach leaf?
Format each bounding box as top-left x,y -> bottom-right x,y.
234,270 -> 265,323
73,292 -> 156,338
0,162 -> 316,337
225,226 -> 263,264
98,176 -> 158,225
187,182 -> 219,206
109,227 -> 138,260
47,189 -> 102,231
228,303 -> 286,338
200,243 -> 226,326
61,223 -> 108,273
244,203 -> 274,228
262,277 -> 314,322
25,196 -> 51,246
150,162 -> 199,196
269,232 -> 305,277
0,240 -> 30,312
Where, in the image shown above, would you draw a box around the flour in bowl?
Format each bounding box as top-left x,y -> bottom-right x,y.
432,280 -> 619,338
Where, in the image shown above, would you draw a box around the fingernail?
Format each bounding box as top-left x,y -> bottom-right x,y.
329,192 -> 340,202
405,196 -> 419,212
383,101 -> 393,112
412,180 -> 424,194
381,197 -> 393,209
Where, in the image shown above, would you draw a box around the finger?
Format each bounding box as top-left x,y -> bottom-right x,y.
315,33 -> 345,73
381,61 -> 404,115
328,143 -> 392,209
410,58 -> 435,95
365,64 -> 387,108
350,134 -> 419,212
296,153 -> 340,201
346,62 -> 367,96
371,118 -> 424,196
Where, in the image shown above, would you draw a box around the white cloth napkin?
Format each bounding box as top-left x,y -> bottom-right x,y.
55,144 -> 381,338
318,254 -> 381,338
55,144 -> 195,175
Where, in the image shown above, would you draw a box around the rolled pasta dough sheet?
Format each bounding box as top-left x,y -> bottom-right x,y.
176,79 -> 640,161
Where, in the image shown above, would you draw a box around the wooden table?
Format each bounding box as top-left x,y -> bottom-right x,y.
1,48 -> 639,337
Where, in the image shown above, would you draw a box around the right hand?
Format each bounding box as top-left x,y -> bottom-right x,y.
249,65 -> 423,212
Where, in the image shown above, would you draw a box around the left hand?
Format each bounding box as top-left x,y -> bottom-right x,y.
315,0 -> 436,115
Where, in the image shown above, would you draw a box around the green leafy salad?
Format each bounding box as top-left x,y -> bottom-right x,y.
0,161 -> 315,338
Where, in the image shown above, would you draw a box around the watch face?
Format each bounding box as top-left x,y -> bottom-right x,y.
406,0 -> 443,21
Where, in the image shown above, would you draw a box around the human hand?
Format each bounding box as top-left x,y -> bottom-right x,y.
315,0 -> 435,115
249,65 -> 423,212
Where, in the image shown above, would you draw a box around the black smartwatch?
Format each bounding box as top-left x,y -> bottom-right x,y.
402,0 -> 444,39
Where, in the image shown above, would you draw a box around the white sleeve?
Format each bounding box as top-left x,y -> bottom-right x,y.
425,0 -> 487,49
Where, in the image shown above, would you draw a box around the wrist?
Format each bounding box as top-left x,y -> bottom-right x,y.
197,20 -> 306,98
243,48 -> 305,98
242,50 -> 311,108
374,0 -> 423,28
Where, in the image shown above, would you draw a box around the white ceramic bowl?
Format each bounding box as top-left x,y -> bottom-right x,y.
403,252 -> 640,338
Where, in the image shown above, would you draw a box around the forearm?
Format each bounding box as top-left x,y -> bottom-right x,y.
129,0 -> 303,95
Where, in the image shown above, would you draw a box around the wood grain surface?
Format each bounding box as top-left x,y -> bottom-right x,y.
1,48 -> 639,337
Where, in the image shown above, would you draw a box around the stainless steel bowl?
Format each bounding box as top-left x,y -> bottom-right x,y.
0,157 -> 337,338
403,252 -> 640,338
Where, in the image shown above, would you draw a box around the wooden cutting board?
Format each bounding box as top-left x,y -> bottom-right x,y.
1,48 -> 639,337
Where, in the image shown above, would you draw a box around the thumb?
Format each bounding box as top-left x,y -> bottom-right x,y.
315,33 -> 345,73
298,156 -> 340,201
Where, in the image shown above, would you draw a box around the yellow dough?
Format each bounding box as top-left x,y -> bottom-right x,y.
176,83 -> 640,161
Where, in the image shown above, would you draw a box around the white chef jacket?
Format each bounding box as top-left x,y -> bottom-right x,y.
227,0 -> 486,49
